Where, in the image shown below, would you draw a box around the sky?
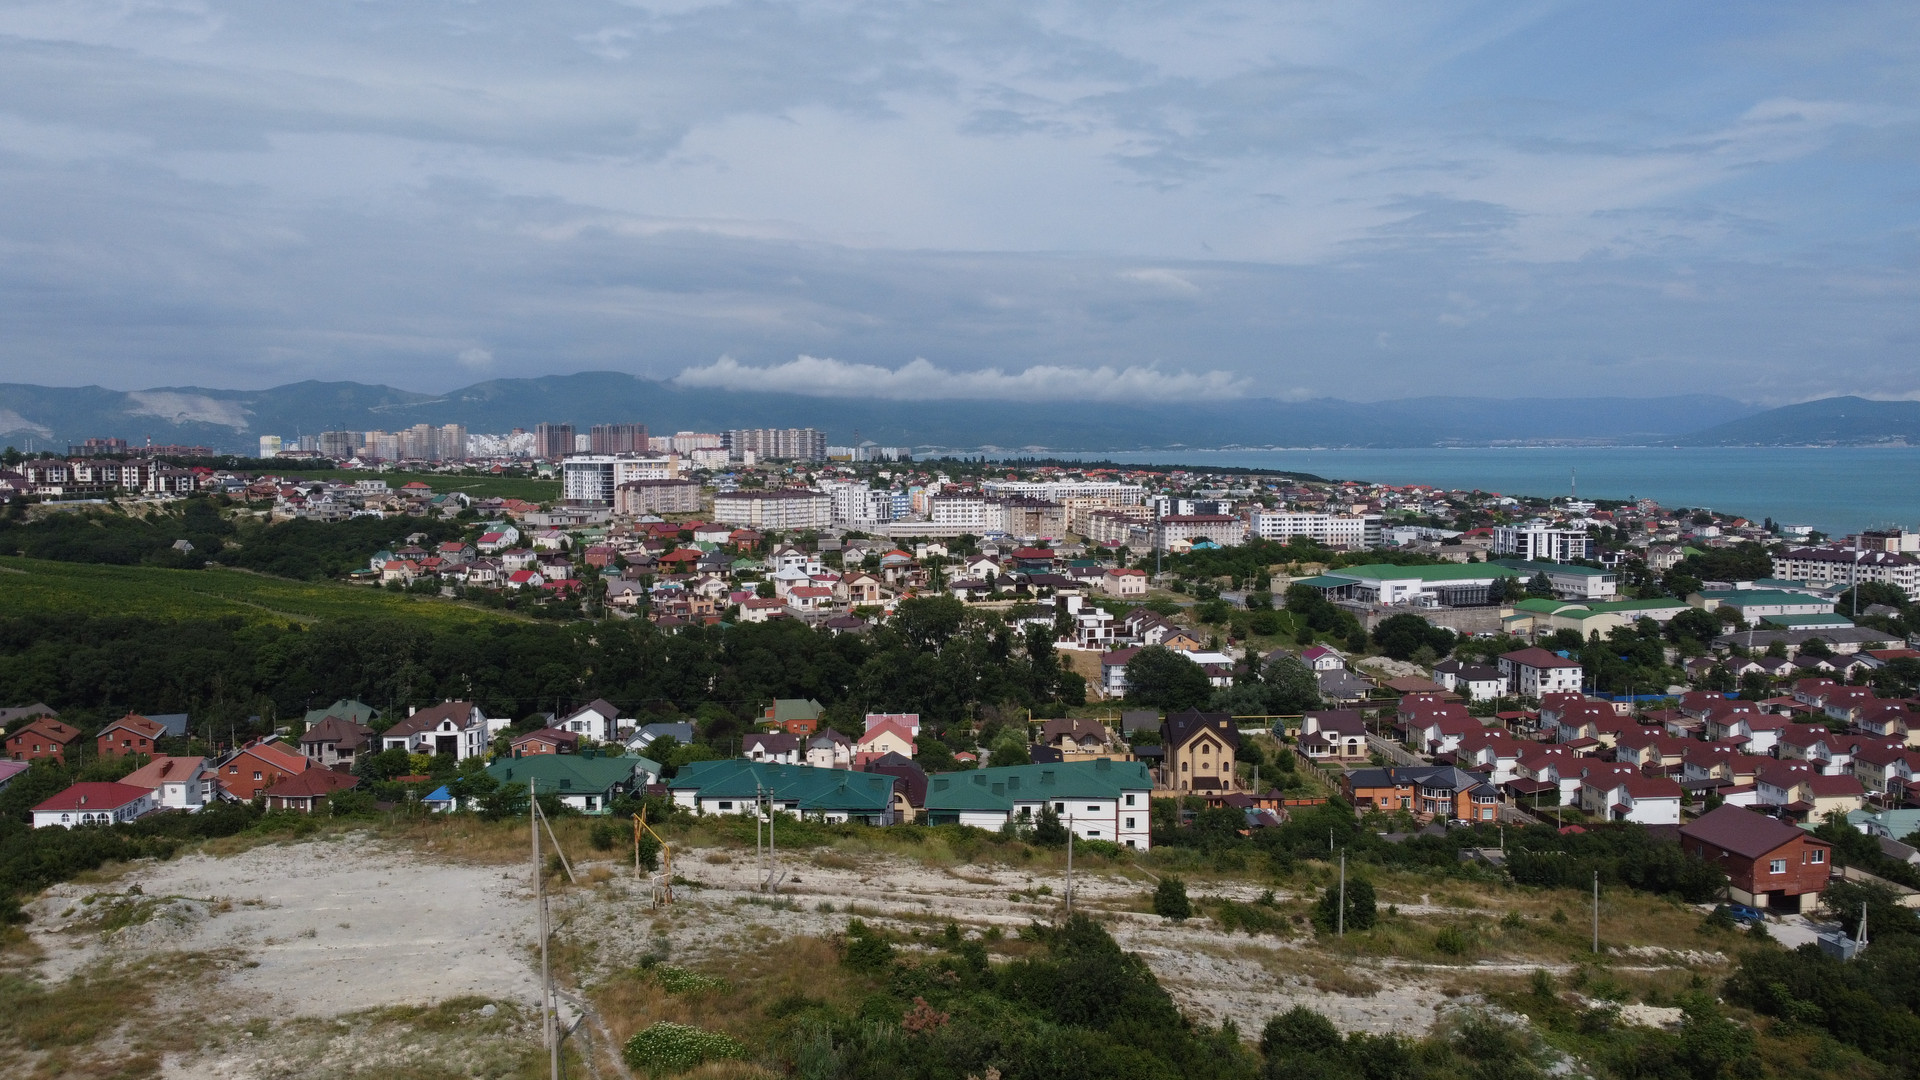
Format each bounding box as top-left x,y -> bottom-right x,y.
0,1 -> 1916,404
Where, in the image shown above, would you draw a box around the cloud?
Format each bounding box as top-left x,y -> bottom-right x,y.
458,347 -> 494,368
0,409 -> 53,439
124,391 -> 250,429
672,356 -> 1253,402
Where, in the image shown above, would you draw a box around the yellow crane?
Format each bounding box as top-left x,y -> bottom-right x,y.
634,806 -> 674,907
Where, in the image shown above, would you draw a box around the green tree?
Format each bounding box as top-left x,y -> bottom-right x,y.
1124,646 -> 1213,711
1033,803 -> 1069,846
1153,876 -> 1192,920
1313,877 -> 1376,933
1261,654 -> 1323,715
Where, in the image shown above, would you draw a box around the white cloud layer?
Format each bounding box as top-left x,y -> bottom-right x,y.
674,356 -> 1253,402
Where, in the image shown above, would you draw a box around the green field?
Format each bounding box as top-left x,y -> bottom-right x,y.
275,469 -> 560,502
0,556 -> 520,626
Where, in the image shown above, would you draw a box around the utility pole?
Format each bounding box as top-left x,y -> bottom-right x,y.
1338,849 -> 1347,937
1592,870 -> 1600,954
1065,815 -> 1075,917
531,779 -> 557,1080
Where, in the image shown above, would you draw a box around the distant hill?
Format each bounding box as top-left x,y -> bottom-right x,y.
1674,396 -> 1920,447
0,372 -> 1778,453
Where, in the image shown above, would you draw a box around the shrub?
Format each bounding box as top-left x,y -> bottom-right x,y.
649,965 -> 726,994
588,821 -> 622,851
1433,926 -> 1472,956
1153,877 -> 1191,921
841,918 -> 895,972
622,1022 -> 746,1075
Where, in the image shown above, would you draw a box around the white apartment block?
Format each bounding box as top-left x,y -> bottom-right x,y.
980,480 -> 1146,505
1153,514 -> 1246,549
712,489 -> 833,530
723,428 -> 826,462
1248,510 -> 1382,549
827,483 -> 897,526
1493,525 -> 1592,563
929,494 -> 992,531
562,455 -> 680,506
1773,547 -> 1919,600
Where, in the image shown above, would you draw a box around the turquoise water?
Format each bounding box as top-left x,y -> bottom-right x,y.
1023,447 -> 1920,536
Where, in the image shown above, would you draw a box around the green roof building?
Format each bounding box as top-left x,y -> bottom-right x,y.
1300,562 -> 1521,608
304,699 -> 379,729
486,752 -> 661,815
668,760 -> 897,824
923,759 -> 1154,848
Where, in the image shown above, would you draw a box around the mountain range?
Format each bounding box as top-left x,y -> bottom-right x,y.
1,373 -> 1915,454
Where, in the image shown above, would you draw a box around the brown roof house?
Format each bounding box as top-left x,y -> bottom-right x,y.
261,769 -> 363,813
299,715 -> 376,769
1679,804 -> 1833,914
6,717 -> 83,763
1160,709 -> 1240,793
379,701 -> 490,761
1038,718 -> 1123,761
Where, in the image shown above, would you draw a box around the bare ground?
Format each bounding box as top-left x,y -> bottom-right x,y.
5,830 -> 1716,1077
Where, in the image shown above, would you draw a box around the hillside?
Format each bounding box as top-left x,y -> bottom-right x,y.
1675,395 -> 1920,446
0,372 -> 1764,452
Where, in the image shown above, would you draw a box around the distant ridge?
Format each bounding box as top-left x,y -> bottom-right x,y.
1674,396 -> 1920,447
14,372 -> 1910,454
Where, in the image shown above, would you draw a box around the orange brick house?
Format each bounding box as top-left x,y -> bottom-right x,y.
216,739 -> 311,802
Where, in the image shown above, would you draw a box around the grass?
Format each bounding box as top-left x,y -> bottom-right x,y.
284,469 -> 560,503
0,555 -> 521,626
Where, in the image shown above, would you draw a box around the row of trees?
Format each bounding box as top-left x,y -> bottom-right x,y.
0,597 -> 1083,755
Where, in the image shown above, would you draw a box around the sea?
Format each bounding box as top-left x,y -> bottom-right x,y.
1005,447 -> 1920,537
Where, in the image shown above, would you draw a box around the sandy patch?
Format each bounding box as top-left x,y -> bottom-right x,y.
24,836 -> 541,1016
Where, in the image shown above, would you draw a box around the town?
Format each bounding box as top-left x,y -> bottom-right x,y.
4,422 -> 1919,1079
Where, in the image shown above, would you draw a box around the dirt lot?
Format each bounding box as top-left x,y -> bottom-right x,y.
3,827 -> 1717,1078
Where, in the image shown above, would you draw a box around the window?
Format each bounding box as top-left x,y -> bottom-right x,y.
1125,794 -> 1136,806
1125,817 -> 1136,829
1054,802 -> 1065,813
1768,859 -> 1787,875
716,801 -> 733,810
1810,849 -> 1826,864
1087,805 -> 1100,813
252,771 -> 262,781
1087,830 -> 1100,838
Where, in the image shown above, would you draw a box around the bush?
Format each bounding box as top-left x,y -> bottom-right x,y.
622,1022 -> 745,1074
649,965 -> 726,994
1153,877 -> 1192,921
589,821 -> 622,851
841,918 -> 895,972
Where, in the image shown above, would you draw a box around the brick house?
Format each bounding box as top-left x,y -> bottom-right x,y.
1679,804 -> 1833,914
261,769 -> 363,813
216,740 -> 311,802
6,717 -> 82,763
510,728 -> 581,757
94,714 -> 168,758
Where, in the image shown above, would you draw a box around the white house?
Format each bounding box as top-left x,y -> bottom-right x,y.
119,756 -> 212,812
32,782 -> 158,829
556,699 -> 625,742
1499,648 -> 1584,700
379,701 -> 491,761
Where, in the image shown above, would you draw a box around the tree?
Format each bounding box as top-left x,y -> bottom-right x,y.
1153,876 -> 1191,920
1313,877 -> 1376,933
1033,803 -> 1069,846
1124,646 -> 1212,711
988,730 -> 1032,767
1372,614 -> 1456,662
1261,654 -> 1323,715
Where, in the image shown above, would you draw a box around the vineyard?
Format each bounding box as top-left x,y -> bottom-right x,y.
0,555 -> 517,626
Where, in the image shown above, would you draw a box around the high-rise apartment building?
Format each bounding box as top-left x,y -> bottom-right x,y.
722,427 -> 826,462
534,423 -> 576,461
589,423 -> 648,455
437,424 -> 468,461
317,431 -> 359,460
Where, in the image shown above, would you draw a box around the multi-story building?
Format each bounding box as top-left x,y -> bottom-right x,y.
318,431 -> 359,460
928,494 -> 991,532
589,423 -> 649,455
534,422 -> 576,462
1247,509 -> 1381,549
1493,525 -> 1592,563
1772,547 -> 1919,600
561,455 -> 679,506
437,424 -> 468,461
615,479 -> 702,516
258,435 -> 282,458
1152,514 -> 1246,550
980,480 -> 1146,505
711,489 -> 832,530
997,498 -> 1067,539
723,428 -> 826,462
